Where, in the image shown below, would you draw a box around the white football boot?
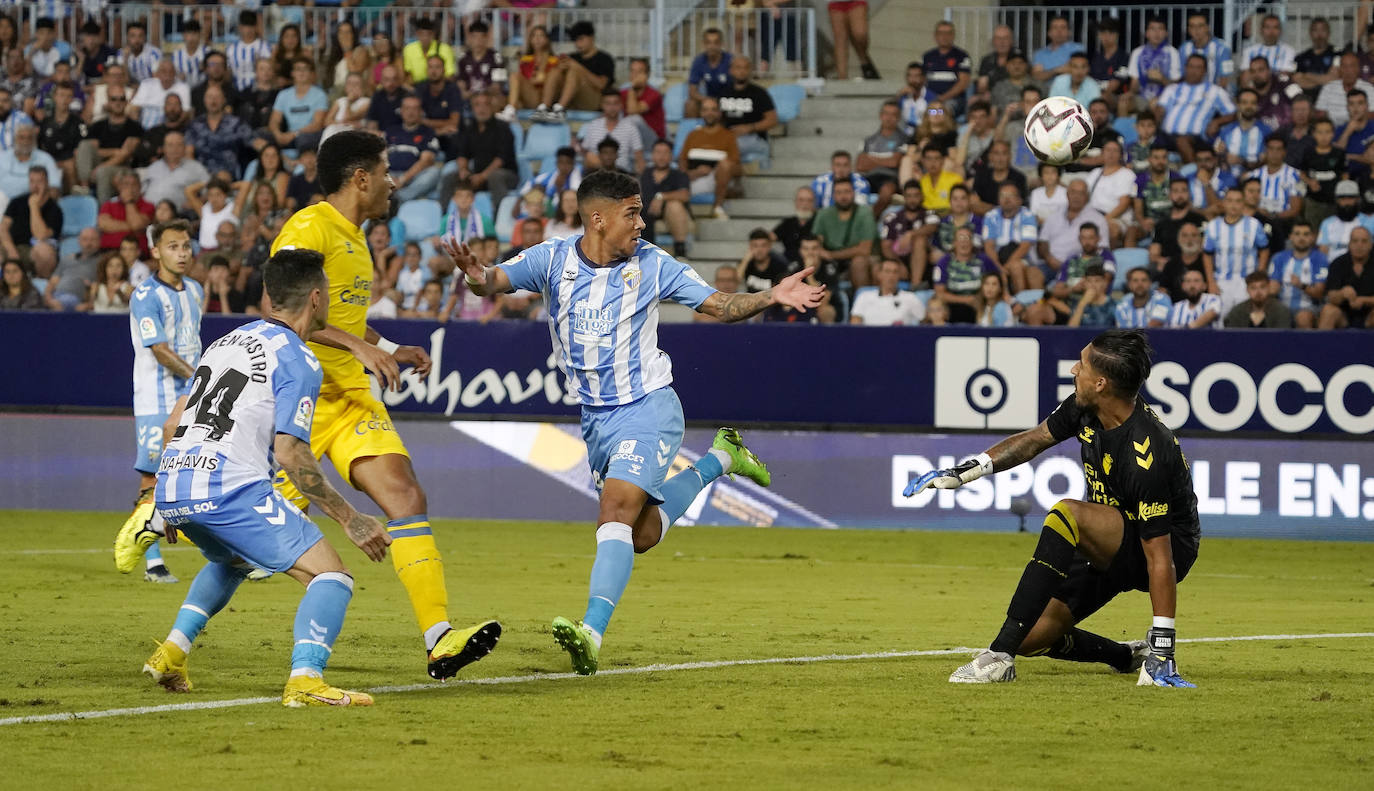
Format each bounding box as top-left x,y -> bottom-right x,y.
949,649 -> 1017,683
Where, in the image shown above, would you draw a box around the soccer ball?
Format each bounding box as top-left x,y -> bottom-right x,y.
1023,96 -> 1094,166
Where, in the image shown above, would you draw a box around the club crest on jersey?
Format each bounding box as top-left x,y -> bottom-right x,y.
622,265 -> 642,289
1102,453 -> 1113,475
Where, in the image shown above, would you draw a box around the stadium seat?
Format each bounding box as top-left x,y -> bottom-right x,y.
520,123 -> 571,181
59,195 -> 98,238
914,289 -> 934,307
1014,288 -> 1043,306
1113,247 -> 1149,292
58,236 -> 81,259
664,82 -> 688,124
473,192 -> 493,221
671,118 -> 703,160
494,194 -> 520,243
1112,117 -> 1138,145
387,216 -> 406,246
397,200 -> 442,242
768,84 -> 805,124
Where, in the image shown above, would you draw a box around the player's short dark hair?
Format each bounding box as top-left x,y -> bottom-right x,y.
318,129 -> 386,195
265,248 -> 327,311
748,228 -> 771,241
577,168 -> 639,205
150,219 -> 191,246
468,20 -> 490,34
569,20 -> 596,40
1089,329 -> 1154,398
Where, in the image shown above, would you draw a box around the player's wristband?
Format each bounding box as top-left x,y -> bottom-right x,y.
956,452 -> 996,484
465,270 -> 485,287
1147,625 -> 1176,657
376,337 -> 400,355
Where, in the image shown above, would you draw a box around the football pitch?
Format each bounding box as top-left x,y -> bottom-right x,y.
2,511 -> 1371,789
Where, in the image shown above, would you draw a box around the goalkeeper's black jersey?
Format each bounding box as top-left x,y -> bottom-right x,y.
1045,394 -> 1201,554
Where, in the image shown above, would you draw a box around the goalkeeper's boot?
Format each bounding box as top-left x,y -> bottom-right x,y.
949,649 -> 1017,683
145,564 -> 179,584
427,620 -> 503,681
551,616 -> 599,676
282,674 -> 374,708
1123,640 -> 1149,673
712,427 -> 771,486
114,494 -> 160,574
143,640 -> 192,693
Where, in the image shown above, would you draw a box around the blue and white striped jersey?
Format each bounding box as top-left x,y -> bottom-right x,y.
1166,293 -> 1223,328
1217,121 -> 1270,167
118,45 -> 161,83
1158,81 -> 1235,138
982,206 -> 1038,247
1268,248 -> 1329,313
1242,42 -> 1296,74
172,45 -> 208,87
1246,163 -> 1304,214
1317,214 -> 1374,261
1179,38 -> 1235,85
811,171 -> 872,208
1188,167 -> 1237,210
0,109 -> 33,151
1114,291 -> 1172,327
226,38 -> 273,91
500,235 -> 717,407
520,164 -> 584,201
1203,215 -> 1269,280
130,275 -> 204,417
157,319 -> 322,504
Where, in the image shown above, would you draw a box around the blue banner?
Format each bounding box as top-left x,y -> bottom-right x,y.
5,312 -> 1374,436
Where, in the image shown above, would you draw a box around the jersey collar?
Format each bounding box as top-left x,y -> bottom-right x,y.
574,235 -> 631,269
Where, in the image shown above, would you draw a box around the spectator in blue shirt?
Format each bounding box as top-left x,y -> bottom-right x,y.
1031,16 -> 1085,84
1114,266 -> 1171,328
268,58 -> 327,152
685,28 -> 732,118
922,21 -> 972,118
1336,90 -> 1374,181
416,55 -> 464,159
386,96 -> 441,203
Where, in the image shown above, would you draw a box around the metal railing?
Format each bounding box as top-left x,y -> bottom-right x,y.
942,3 -> 1367,77
0,2 -> 818,84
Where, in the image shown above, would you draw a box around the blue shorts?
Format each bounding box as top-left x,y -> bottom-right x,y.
157,480 -> 325,574
134,414 -> 168,475
581,388 -> 685,504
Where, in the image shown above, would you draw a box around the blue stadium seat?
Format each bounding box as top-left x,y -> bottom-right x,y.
397,200 -> 443,242
914,288 -> 934,307
1112,247 -> 1150,292
58,195 -> 98,238
768,84 -> 805,124
494,194 -> 520,243
473,192 -> 493,221
387,216 -> 406,246
520,123 -> 572,181
1112,117 -> 1138,146
671,118 -> 703,160
509,122 -> 527,185
664,82 -> 688,124
1014,288 -> 1043,306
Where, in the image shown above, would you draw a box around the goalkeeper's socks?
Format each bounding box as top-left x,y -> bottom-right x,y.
1048,628 -> 1133,671
290,572 -> 354,675
167,562 -> 249,652
990,505 -> 1078,656
659,449 -> 730,527
582,522 -> 634,644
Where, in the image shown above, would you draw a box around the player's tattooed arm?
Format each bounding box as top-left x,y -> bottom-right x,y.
273,434 -> 391,562
987,421 -> 1058,470
149,342 -> 196,379
698,289 -> 776,323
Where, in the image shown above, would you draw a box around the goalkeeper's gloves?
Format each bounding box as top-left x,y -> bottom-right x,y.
1137,624 -> 1197,688
902,453 -> 995,497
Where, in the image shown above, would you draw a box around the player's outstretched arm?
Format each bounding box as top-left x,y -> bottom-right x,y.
274,433 -> 391,562
697,266 -> 827,323
307,324 -> 405,391
440,236 -> 512,297
903,421 -> 1058,497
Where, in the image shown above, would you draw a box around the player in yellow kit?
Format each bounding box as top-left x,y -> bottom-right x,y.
270,130 -> 501,680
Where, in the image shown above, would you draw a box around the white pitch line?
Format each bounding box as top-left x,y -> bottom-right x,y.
4,631 -> 1373,728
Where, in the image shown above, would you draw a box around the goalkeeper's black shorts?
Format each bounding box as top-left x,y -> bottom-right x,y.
1054,524 -> 1198,622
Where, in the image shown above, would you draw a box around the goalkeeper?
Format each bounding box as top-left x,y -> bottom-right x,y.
906,329 -> 1199,687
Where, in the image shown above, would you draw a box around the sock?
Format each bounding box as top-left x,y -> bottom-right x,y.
145,540 -> 164,568
290,571 -> 354,675
658,449 -> 730,527
387,515 -> 450,646
1046,628 -> 1134,671
167,562 -> 249,652
582,522 -> 634,642
989,504 -> 1079,656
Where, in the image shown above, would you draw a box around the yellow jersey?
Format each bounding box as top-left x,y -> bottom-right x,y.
271,201 -> 372,394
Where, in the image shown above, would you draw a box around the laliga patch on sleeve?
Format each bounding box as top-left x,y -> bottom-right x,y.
294,396 -> 315,430
139,316 -> 158,340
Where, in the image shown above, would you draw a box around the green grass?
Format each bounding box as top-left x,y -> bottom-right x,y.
1,510 -> 1372,790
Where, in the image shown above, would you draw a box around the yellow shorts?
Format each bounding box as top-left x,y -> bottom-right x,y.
274,388 -> 409,507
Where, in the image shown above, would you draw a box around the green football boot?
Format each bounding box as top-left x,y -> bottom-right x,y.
711,427 -> 771,486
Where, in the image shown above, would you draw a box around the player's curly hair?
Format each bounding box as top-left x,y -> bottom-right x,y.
265,248 -> 326,312
1089,329 -> 1154,398
318,129 -> 387,196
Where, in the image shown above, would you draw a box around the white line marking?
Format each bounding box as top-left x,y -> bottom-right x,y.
3,632 -> 1372,727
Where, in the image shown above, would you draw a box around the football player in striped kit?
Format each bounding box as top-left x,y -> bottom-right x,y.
444,169 -> 826,674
